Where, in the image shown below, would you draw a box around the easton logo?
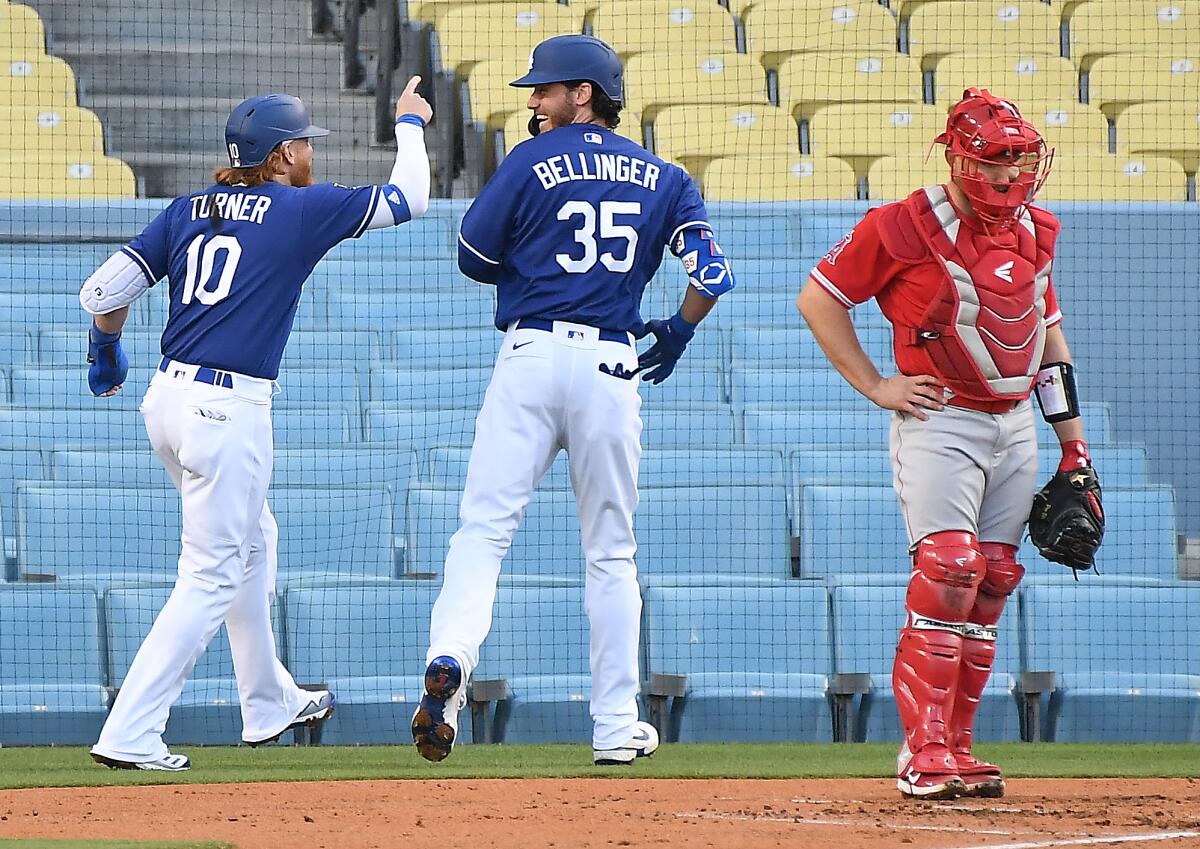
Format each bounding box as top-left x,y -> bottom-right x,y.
994,260 -> 1015,283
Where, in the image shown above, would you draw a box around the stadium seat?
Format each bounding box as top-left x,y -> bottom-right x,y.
321,289 -> 496,331
104,586 -> 264,744
37,327 -> 162,367
933,54 -> 1081,108
0,105 -> 105,157
0,407 -> 148,450
744,1 -> 899,69
324,215 -> 456,260
590,0 -> 737,59
476,584 -> 593,743
641,404 -> 739,447
8,365 -> 151,410
433,2 -> 585,75
906,1 -> 1062,63
48,448 -> 172,489
741,408 -> 891,448
730,366 -> 876,410
0,328 -> 32,367
0,52 -> 76,108
650,104 -> 797,166
1088,54 -> 1200,117
388,327 -> 502,368
806,103 -> 944,160
283,581 -> 459,744
866,153 -> 951,200
779,52 -> 924,120
798,484 -> 1179,580
0,585 -> 108,745
0,154 -> 136,200
730,323 -> 894,369
831,583 -> 1021,742
502,109 -> 642,155
1119,102 -> 1200,177
16,485 -> 397,582
0,446 -> 41,562
364,406 -> 478,449
1021,101 -> 1112,154
0,3 -> 45,53
1023,584 -> 1200,742
623,52 -> 769,122
462,59 -> 529,131
643,583 -> 833,742
367,365 -> 492,408
1039,154 -> 1189,202
1068,1 -> 1200,66
3,291 -> 149,329
405,0 -> 526,26
702,155 -> 858,201
637,363 -> 725,405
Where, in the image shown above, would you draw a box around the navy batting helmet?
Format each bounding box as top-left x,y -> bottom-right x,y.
510,35 -> 623,103
224,94 -> 330,168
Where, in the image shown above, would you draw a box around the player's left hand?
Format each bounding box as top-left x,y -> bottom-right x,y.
637,312 -> 697,385
87,323 -> 128,397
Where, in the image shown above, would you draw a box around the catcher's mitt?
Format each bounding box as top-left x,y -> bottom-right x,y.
1028,466 -> 1105,570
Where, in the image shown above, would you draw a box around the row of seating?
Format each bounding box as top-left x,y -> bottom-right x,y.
5,580 -> 1196,745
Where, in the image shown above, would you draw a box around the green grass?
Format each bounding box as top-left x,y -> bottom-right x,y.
0,743 -> 1196,789
0,842 -> 230,849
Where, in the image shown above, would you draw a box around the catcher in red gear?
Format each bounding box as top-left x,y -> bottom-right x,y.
797,89 -> 1102,799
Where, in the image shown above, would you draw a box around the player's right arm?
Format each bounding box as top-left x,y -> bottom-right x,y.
797,209 -> 945,420
456,152 -> 523,284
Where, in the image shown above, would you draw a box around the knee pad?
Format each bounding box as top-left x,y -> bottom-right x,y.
906,531 -> 986,627
967,542 -> 1025,630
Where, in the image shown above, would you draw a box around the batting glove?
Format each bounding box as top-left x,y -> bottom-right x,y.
637,311 -> 696,385
87,322 -> 128,396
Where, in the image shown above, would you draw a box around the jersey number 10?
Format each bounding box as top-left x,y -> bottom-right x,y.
556,200 -> 640,274
182,234 -> 243,306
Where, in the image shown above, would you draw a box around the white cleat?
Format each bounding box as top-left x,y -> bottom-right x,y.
244,689 -> 336,747
92,752 -> 191,771
593,721 -> 659,765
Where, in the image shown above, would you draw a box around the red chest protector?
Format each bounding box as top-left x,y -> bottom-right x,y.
880,185 -> 1060,404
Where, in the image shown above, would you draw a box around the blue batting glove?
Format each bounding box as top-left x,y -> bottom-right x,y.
87,322 -> 128,396
637,311 -> 697,385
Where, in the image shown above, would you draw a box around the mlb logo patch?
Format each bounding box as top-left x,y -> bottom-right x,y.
568,330 -> 584,339
584,132 -> 603,145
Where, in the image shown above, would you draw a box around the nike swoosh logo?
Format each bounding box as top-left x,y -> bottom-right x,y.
513,341 -> 534,350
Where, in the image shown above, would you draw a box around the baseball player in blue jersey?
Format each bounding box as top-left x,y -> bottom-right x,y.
80,80 -> 433,770
412,35 -> 735,765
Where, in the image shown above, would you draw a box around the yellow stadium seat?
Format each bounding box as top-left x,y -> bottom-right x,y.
702,154 -> 859,200
778,52 -> 924,119
590,1 -> 737,59
651,104 -> 797,166
1040,153 -> 1188,201
406,0 -> 534,26
435,3 -> 584,75
1088,53 -> 1200,116
0,4 -> 44,53
0,154 -> 136,199
906,1 -> 1061,64
933,54 -> 1080,107
1119,102 -> 1200,175
0,105 -> 105,156
743,1 -> 898,70
464,60 -> 528,130
624,52 -> 768,120
1068,1 -> 1200,66
1020,100 -> 1111,152
502,110 -> 641,154
808,103 -> 944,159
0,53 -> 76,108
866,153 -> 948,200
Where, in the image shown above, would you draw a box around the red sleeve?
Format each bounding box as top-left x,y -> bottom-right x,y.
1044,278 -> 1063,326
808,207 -> 908,308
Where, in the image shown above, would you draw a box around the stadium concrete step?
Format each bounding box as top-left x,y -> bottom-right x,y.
53,41 -> 346,98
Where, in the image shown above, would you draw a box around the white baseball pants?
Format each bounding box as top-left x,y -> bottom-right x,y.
92,363 -> 311,763
426,320 -> 644,751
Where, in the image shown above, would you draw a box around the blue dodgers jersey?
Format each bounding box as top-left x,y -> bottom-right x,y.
123,181 -> 406,379
458,124 -> 710,334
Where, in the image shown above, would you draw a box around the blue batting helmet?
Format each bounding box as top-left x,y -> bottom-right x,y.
509,35 -> 623,103
224,94 -> 330,168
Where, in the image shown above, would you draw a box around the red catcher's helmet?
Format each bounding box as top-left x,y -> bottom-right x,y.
934,87 -> 1053,230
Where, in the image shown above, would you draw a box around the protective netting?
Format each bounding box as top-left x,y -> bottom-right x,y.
0,0 -> 1197,753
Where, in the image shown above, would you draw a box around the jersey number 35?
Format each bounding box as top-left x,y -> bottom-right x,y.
556,200 -> 640,275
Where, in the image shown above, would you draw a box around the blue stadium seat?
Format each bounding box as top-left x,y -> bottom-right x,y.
9,366 -> 149,409
307,258 -> 465,292
832,583 -> 1021,743
279,330 -> 383,376
0,244 -> 117,291
0,585 -> 108,745
0,329 -> 34,368
731,324 -> 893,369
641,404 -> 739,447
711,293 -> 810,329
707,209 -> 806,258
0,407 -> 155,450
322,215 -> 456,259
104,586 -> 269,744
282,580 -> 467,744
321,289 -> 496,331
364,406 -> 477,449
272,405 -> 357,444
273,367 -> 361,410
730,367 -> 876,410
741,408 -> 890,448
1,292 -> 150,328
799,485 -> 1180,581
0,447 -> 43,565
643,583 -> 833,742
17,485 -> 396,581
38,327 -> 162,367
49,449 -> 168,488
476,584 -> 592,744
387,327 -> 503,367
1023,584 -> 1200,742
640,364 -> 725,406
720,258 -> 826,293
367,365 -> 492,408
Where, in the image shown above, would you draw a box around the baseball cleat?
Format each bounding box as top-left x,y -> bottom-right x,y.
412,656 -> 466,763
896,742 -> 966,800
593,721 -> 659,765
91,752 -> 191,771
243,689 -> 336,747
955,752 -> 1006,798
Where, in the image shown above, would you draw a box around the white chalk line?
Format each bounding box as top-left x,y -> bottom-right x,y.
943,831 -> 1200,849
675,810 -> 1013,835
790,797 -> 1029,813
